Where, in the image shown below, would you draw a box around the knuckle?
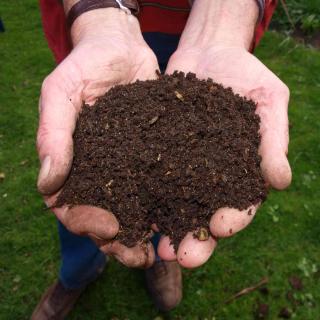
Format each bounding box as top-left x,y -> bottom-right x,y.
64,210 -> 81,234
115,249 -> 145,268
129,255 -> 145,268
99,243 -> 112,255
36,125 -> 50,151
37,74 -> 57,152
278,82 -> 290,100
60,210 -> 71,228
107,219 -> 119,238
41,74 -> 56,98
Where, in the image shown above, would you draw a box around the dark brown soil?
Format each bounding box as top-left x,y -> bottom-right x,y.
55,72 -> 267,250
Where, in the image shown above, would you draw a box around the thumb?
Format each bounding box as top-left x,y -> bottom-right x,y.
256,86 -> 292,190
37,74 -> 79,195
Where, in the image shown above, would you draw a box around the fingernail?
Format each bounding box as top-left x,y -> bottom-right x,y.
38,156 -> 51,189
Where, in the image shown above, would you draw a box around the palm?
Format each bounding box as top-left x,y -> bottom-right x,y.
49,39 -> 158,107
168,46 -> 291,189
158,46 -> 292,268
38,37 -> 159,268
169,46 -> 287,110
42,38 -> 158,202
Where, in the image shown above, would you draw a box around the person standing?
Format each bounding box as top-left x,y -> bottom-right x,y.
32,0 -> 291,318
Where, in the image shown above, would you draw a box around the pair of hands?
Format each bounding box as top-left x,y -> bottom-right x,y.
37,9 -> 291,269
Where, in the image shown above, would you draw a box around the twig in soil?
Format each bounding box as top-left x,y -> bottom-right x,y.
225,277 -> 269,304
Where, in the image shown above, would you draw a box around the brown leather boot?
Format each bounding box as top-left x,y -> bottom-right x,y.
145,261 -> 182,311
31,280 -> 85,320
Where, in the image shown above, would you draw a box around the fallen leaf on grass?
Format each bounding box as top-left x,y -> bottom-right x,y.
12,285 -> 19,292
20,160 -> 28,166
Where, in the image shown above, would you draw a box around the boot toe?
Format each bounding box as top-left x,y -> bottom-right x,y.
156,287 -> 182,312
145,261 -> 183,312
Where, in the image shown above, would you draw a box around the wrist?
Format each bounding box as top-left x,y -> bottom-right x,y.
70,8 -> 141,46
178,0 -> 259,51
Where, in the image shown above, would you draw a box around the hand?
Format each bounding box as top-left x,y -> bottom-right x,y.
157,45 -> 292,268
37,9 -> 159,268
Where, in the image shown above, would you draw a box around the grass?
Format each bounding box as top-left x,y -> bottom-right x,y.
271,0 -> 320,34
0,1 -> 320,319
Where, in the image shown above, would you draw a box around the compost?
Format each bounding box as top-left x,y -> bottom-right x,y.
55,72 -> 267,250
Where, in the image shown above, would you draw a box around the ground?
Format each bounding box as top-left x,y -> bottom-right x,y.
0,1 -> 319,319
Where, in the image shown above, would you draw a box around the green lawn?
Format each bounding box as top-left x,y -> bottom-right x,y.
271,0 -> 320,35
0,2 -> 319,319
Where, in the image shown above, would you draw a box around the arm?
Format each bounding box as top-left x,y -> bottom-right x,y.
37,1 -> 159,267
180,0 -> 259,51
159,0 -> 291,268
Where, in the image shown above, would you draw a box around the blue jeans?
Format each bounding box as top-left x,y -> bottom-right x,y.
59,32 -> 180,289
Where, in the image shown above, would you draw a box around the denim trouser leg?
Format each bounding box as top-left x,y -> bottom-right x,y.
58,32 -> 180,289
58,222 -> 107,289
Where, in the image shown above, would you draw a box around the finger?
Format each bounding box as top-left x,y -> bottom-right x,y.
100,241 -> 155,268
177,232 -> 217,269
253,86 -> 292,190
210,205 -> 257,238
53,205 -> 119,239
37,73 -> 81,195
259,131 -> 292,190
157,236 -> 177,261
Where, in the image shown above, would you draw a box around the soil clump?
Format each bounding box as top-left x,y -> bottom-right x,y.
55,72 -> 267,250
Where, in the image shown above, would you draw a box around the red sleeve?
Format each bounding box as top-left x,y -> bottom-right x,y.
39,0 -> 71,64
139,0 -> 189,34
253,0 -> 278,49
